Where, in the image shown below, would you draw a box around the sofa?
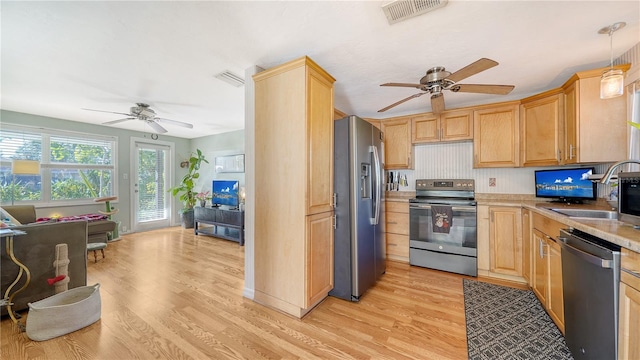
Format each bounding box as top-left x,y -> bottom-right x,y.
0,205 -> 115,315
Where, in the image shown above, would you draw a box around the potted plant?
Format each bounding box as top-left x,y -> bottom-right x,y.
195,191 -> 212,208
169,149 -> 208,228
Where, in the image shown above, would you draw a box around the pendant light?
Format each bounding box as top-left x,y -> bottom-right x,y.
599,22 -> 626,99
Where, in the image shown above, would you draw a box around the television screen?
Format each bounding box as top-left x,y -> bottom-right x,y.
534,167 -> 597,203
212,180 -> 239,207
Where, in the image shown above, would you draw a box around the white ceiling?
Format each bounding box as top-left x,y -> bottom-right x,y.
2,1 -> 639,139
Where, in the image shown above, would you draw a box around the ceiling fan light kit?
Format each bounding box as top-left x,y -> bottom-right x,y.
378,58 -> 514,114
83,103 -> 194,134
598,22 -> 626,99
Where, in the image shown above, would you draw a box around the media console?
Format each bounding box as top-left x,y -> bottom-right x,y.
194,207 -> 244,246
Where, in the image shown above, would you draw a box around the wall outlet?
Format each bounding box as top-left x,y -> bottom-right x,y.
489,178 -> 496,187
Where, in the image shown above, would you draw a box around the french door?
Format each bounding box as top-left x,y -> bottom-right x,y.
132,140 -> 172,232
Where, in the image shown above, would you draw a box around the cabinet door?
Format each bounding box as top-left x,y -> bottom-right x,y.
619,281 -> 640,360
440,109 -> 473,142
473,104 -> 520,168
307,67 -> 335,215
386,201 -> 409,262
489,207 -> 522,277
547,239 -> 564,334
386,233 -> 409,261
521,93 -> 563,167
522,209 -> 532,285
563,81 -> 578,165
382,118 -> 413,169
386,210 -> 409,236
532,229 -> 548,305
412,114 -> 439,143
563,75 -> 627,164
306,211 -> 334,307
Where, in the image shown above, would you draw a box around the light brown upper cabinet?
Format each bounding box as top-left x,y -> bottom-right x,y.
412,109 -> 473,144
253,56 -> 335,318
561,64 -> 630,164
381,117 -> 414,169
520,90 -> 564,167
473,102 -> 520,168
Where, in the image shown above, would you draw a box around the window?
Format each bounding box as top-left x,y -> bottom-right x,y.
0,124 -> 117,205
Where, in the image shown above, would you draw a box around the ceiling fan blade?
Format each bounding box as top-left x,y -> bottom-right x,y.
431,93 -> 445,114
156,117 -> 194,129
103,117 -> 135,125
147,121 -> 168,134
446,58 -> 499,83
377,93 -> 426,112
452,84 -> 515,95
83,108 -> 133,117
380,83 -> 423,88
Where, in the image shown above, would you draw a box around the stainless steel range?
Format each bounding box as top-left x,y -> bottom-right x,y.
409,179 -> 477,276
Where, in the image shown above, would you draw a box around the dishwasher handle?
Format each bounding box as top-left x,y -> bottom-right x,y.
559,236 -> 613,269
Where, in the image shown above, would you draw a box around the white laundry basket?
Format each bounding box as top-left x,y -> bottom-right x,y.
26,283 -> 101,341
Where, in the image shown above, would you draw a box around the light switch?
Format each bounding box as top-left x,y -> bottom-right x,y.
123,173 -> 128,180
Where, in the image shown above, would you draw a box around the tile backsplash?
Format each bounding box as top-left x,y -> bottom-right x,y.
387,141 -> 613,198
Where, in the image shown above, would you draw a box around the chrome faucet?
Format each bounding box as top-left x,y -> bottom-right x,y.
600,159 -> 640,184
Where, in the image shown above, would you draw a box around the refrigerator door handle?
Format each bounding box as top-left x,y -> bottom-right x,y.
371,145 -> 381,225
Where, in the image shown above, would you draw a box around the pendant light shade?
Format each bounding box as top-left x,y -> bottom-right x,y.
599,22 -> 626,100
600,68 -> 624,99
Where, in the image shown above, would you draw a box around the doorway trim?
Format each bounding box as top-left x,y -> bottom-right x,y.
130,137 -> 176,233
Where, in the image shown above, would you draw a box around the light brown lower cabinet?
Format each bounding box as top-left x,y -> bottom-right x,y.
531,214 -> 564,334
306,212 -> 335,307
489,207 -> 522,277
477,205 -> 525,283
522,209 -> 532,285
385,200 -> 409,263
619,248 -> 640,360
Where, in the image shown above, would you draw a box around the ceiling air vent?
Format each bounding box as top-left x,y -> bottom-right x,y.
382,0 -> 448,25
214,71 -> 245,87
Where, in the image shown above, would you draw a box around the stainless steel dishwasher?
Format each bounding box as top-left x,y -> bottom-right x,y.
559,228 -> 621,360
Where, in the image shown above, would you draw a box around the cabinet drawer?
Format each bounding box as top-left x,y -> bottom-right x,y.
532,213 -> 564,239
621,248 -> 640,291
386,212 -> 409,235
218,210 -> 244,226
386,233 -> 409,258
386,201 -> 409,213
195,207 -> 217,222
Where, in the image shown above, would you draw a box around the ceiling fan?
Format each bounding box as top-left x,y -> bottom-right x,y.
378,58 -> 515,114
83,103 -> 194,134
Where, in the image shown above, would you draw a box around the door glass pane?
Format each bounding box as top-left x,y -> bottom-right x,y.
137,146 -> 168,222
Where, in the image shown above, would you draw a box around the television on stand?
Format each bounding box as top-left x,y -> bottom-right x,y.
534,167 -> 597,204
212,180 -> 240,209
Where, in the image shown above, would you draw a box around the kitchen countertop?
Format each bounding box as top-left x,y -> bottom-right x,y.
475,196 -> 640,253
385,192 -> 640,253
385,191 -> 414,201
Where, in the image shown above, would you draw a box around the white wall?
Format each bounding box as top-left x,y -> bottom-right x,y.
190,129 -> 245,194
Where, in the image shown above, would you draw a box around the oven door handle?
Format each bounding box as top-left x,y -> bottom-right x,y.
410,204 -> 477,212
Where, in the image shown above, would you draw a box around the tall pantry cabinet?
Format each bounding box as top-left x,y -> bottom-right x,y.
253,56 -> 336,318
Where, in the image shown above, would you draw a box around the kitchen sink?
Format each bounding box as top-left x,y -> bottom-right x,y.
550,208 -> 618,220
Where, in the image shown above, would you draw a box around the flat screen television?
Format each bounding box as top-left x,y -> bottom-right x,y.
534,167 -> 597,204
212,180 -> 239,207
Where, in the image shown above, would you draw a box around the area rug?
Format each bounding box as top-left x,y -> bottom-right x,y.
463,279 -> 573,360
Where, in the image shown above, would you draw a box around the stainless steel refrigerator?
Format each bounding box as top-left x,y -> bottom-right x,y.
330,115 -> 385,302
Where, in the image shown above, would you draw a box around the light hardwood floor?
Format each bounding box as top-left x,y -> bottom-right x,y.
1,227 -> 521,359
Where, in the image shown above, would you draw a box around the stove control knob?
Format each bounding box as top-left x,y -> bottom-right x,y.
438,245 -> 443,250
